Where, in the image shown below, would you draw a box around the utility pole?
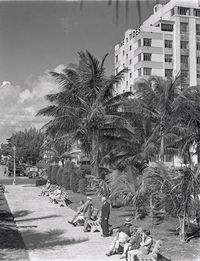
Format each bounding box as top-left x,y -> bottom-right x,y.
13,146 -> 16,185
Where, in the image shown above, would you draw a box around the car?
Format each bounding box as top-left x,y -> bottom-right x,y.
28,167 -> 39,178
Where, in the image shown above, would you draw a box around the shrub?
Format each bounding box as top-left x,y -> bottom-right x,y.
56,167 -> 63,186
62,168 -> 71,190
47,165 -> 53,183
78,178 -> 87,195
70,169 -> 80,193
35,179 -> 47,187
51,165 -> 60,184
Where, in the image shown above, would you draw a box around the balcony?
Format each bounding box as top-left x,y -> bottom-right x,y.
180,49 -> 189,55
181,63 -> 189,70
180,34 -> 189,41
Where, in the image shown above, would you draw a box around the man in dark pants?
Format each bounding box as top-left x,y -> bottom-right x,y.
101,196 -> 110,237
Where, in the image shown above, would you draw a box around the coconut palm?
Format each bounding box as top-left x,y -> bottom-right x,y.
37,50 -> 133,177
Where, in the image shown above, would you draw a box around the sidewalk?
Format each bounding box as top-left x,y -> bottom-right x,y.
5,184 -> 118,261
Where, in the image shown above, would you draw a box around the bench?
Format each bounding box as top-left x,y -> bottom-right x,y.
137,240 -> 162,261
55,191 -> 69,207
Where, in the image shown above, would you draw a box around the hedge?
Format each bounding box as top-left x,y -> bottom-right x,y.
51,165 -> 60,184
56,167 -> 63,186
70,168 -> 81,193
62,168 -> 71,190
47,165 -> 53,183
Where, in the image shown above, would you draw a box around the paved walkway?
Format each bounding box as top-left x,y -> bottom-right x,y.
5,184 -> 117,261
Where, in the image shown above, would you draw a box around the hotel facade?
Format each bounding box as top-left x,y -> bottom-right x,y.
114,0 -> 200,94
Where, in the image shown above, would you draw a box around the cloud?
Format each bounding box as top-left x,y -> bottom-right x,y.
0,65 -> 63,143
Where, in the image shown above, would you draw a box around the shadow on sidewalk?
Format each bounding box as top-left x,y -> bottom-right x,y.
13,210 -> 33,218
16,214 -> 61,222
21,229 -> 89,250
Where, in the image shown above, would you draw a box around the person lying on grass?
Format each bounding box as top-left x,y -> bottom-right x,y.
106,218 -> 132,257
68,200 -> 85,226
49,186 -> 62,203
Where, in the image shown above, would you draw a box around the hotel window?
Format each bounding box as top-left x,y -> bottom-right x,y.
161,23 -> 173,32
138,39 -> 141,47
126,54 -> 128,59
143,53 -> 151,61
143,68 -> 152,76
123,63 -> 125,68
129,45 -> 132,51
115,55 -> 118,62
195,9 -> 200,17
197,72 -> 200,78
178,7 -> 189,16
130,73 -> 132,79
129,59 -> 132,65
123,50 -> 125,56
180,22 -> 188,33
138,54 -> 142,62
130,86 -> 133,92
165,40 -> 172,48
181,41 -> 188,49
165,54 -> 173,63
197,42 -> 200,50
126,38 -> 128,43
171,8 -> 175,16
138,68 -> 142,76
144,38 -> 152,47
197,56 -> 200,64
115,68 -> 118,74
181,70 -> 189,82
197,24 -> 200,36
181,55 -> 189,65
165,69 -> 173,78
126,81 -> 128,86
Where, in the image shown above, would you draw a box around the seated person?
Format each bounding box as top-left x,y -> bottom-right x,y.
106,218 -> 132,256
128,230 -> 153,261
49,186 -> 62,203
68,200 -> 85,226
40,180 -> 51,196
120,227 -> 143,259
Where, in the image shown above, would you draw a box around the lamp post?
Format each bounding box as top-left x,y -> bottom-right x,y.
13,146 -> 16,185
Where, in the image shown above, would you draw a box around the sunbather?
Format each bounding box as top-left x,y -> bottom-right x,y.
68,200 -> 85,226
127,230 -> 153,261
40,180 -> 51,196
106,218 -> 132,257
49,186 -> 62,203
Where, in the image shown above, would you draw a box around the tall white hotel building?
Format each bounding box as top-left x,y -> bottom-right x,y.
114,0 -> 200,94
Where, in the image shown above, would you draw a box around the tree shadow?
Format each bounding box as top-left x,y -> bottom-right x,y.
13,210 -> 33,219
21,229 -> 89,250
16,214 -> 61,222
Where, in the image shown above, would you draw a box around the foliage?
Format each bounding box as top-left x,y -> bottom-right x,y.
70,169 -> 80,193
78,178 -> 87,195
56,167 -> 63,186
47,165 -> 53,183
62,167 -> 71,190
2,128 -> 44,164
51,165 -> 60,184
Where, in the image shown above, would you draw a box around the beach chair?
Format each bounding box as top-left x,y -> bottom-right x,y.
87,208 -> 101,232
137,240 -> 162,261
55,191 -> 69,207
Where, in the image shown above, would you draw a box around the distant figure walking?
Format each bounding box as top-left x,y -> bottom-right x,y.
101,196 -> 110,237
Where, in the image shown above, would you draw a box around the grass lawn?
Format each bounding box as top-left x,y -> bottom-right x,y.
66,189 -> 200,261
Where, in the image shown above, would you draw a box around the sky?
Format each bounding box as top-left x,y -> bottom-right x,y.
0,0 -> 165,143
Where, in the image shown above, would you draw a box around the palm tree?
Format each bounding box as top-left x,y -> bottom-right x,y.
123,75 -> 181,163
172,85 -> 200,165
37,50 -> 132,177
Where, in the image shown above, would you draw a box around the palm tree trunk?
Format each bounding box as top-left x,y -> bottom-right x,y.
197,143 -> 200,164
91,128 -> 99,178
159,132 -> 165,162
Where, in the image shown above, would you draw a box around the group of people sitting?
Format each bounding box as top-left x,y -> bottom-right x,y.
40,180 -> 63,204
106,218 -> 170,261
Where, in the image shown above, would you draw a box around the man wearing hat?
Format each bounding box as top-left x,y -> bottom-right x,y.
106,218 -> 132,256
101,196 -> 111,237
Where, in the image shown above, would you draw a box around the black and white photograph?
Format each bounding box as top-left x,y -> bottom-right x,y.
0,0 -> 200,260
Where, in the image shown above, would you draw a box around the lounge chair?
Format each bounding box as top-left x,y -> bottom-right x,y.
137,240 -> 162,261
55,191 -> 69,207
